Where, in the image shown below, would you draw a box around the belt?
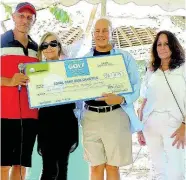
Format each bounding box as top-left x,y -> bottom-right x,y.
84,104 -> 120,113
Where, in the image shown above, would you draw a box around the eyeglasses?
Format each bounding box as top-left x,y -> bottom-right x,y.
39,40 -> 59,50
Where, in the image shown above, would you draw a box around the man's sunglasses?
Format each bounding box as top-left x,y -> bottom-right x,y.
39,40 -> 59,50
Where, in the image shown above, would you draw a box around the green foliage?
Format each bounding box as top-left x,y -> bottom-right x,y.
1,2 -> 12,19
49,6 -> 70,23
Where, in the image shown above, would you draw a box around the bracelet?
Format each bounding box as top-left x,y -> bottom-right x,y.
182,121 -> 185,125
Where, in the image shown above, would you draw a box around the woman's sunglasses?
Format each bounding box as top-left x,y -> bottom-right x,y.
39,40 -> 59,50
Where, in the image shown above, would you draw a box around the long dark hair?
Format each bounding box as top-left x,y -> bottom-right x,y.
150,30 -> 185,71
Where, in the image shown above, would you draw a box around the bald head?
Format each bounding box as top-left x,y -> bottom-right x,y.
94,18 -> 112,32
93,17 -> 112,50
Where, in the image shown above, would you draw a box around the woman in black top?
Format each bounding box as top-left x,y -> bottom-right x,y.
37,32 -> 79,180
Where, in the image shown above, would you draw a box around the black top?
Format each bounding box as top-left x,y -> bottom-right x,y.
39,103 -> 76,121
38,103 -> 79,154
85,49 -> 110,107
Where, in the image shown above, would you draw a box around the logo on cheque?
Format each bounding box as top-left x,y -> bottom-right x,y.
64,59 -> 90,77
68,62 -> 84,69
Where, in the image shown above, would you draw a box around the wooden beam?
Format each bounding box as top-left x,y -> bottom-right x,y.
85,5 -> 98,37
170,16 -> 185,30
130,26 -> 144,45
145,28 -> 155,42
63,27 -> 81,44
115,29 -> 121,48
101,0 -> 106,17
73,29 -> 83,43
117,27 -> 132,47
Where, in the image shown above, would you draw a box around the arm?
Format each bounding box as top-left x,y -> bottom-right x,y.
1,77 -> 12,86
121,52 -> 140,105
0,73 -> 29,87
137,98 -> 147,146
171,64 -> 186,149
137,70 -> 149,145
137,67 -> 152,116
138,98 -> 147,121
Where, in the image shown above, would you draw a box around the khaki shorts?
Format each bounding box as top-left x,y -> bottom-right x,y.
81,108 -> 133,167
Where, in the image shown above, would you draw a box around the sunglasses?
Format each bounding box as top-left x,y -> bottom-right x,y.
39,40 -> 59,50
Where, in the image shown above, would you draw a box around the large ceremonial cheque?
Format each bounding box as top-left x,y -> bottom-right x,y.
25,54 -> 133,108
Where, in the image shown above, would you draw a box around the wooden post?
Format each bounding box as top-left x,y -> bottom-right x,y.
101,0 -> 106,17
85,5 -> 98,37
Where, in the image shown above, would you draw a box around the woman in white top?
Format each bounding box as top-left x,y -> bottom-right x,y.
138,30 -> 185,180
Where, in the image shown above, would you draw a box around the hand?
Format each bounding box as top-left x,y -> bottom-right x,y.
137,108 -> 141,116
10,73 -> 29,86
137,108 -> 143,121
96,93 -> 124,105
171,123 -> 185,149
137,131 -> 146,146
139,109 -> 143,121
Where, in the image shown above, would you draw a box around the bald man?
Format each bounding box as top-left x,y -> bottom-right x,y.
77,17 -> 143,180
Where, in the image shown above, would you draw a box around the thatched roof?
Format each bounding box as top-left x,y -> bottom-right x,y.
1,2 -> 185,59
170,16 -> 185,30
92,26 -> 157,48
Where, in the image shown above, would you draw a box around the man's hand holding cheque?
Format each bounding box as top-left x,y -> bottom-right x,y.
96,93 -> 125,105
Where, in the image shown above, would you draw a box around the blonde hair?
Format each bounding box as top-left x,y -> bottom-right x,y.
37,32 -> 63,61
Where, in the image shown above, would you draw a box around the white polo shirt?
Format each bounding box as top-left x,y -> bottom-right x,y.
141,64 -> 186,122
